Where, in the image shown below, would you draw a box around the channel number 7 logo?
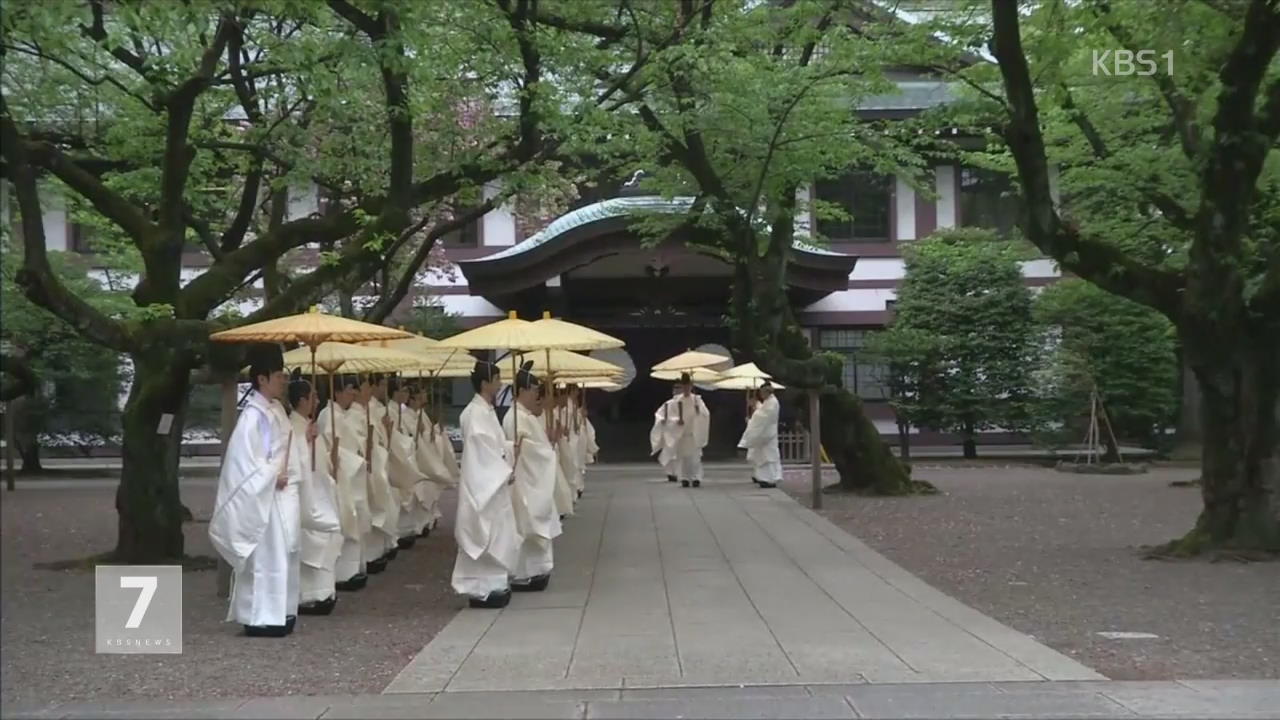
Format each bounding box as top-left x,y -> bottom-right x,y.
95,565 -> 182,654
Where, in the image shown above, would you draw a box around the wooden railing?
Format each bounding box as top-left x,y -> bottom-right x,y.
779,429 -> 811,464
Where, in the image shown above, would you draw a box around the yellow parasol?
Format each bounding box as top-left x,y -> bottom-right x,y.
527,313 -> 624,352
652,349 -> 732,373
651,367 -> 723,384
557,376 -> 622,390
714,375 -> 785,391
499,349 -> 624,378
720,362 -> 772,381
213,306 -> 410,469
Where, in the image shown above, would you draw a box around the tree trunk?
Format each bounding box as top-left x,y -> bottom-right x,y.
113,347 -> 193,563
1171,340 -> 1280,553
11,396 -> 43,474
1171,358 -> 1203,459
961,423 -> 978,459
897,421 -> 911,461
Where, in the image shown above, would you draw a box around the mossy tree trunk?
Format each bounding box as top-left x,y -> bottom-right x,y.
113,346 -> 195,562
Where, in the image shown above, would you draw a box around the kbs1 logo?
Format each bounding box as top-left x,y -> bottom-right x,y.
1092,49 -> 1174,76
95,565 -> 183,654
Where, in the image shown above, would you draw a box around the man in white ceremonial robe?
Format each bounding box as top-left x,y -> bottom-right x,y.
318,376 -> 370,591
658,373 -> 711,488
504,364 -> 562,591
552,392 -> 583,505
357,374 -> 398,572
386,379 -> 426,549
567,385 -> 591,498
288,379 -> 344,615
452,361 -> 520,609
209,344 -> 298,637
737,383 -> 782,489
651,385 -> 682,483
412,392 -> 452,535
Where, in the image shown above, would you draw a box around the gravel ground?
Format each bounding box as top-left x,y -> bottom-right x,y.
0,479 -> 461,708
782,464 -> 1280,681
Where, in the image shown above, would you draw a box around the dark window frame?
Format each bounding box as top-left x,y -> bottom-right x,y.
814,170 -> 894,242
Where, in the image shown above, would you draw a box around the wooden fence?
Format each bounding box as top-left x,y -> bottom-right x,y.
779,429 -> 811,464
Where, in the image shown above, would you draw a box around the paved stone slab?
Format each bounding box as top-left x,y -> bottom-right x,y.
587,696 -> 859,719
845,681 -> 1129,719
1099,680 -> 1280,718
387,468 -> 1101,693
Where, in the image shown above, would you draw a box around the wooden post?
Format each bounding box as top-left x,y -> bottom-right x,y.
809,389 -> 822,510
4,401 -> 15,492
216,378 -> 237,598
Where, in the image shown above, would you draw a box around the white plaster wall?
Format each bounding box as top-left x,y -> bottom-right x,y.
482,182 -> 517,246
795,184 -> 812,238
802,288 -> 898,313
286,183 -> 319,221
934,165 -> 956,229
1021,258 -> 1061,279
849,258 -> 906,282
894,176 -> 916,240
43,203 -> 68,251
437,294 -> 504,318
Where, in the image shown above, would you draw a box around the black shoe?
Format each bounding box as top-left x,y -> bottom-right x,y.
681,479 -> 690,487
419,525 -> 432,538
667,475 -> 678,483
244,623 -> 290,638
559,514 -> 566,521
397,536 -> 416,550
577,489 -> 583,499
692,480 -> 701,488
751,477 -> 760,485
385,547 -> 399,561
469,589 -> 512,609
335,573 -> 367,592
757,481 -> 777,489
285,614 -> 297,634
367,557 -> 388,574
298,596 -> 338,615
512,574 -> 550,593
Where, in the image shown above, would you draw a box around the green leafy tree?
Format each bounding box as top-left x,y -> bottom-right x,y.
975,0 -> 1280,552
0,1 -> 616,561
534,0 -> 957,493
1,244 -> 127,470
887,229 -> 1040,458
864,326 -> 943,461
1033,278 -> 1177,458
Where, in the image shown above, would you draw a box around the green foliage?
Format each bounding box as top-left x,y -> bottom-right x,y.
401,302 -> 463,340
887,229 -> 1041,439
1033,278 -> 1177,447
1,244 -> 127,451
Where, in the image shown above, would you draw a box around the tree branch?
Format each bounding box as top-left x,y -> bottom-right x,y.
22,140 -> 157,243
0,96 -> 134,352
363,199 -> 499,323
990,0 -> 1184,316
1089,0 -> 1203,159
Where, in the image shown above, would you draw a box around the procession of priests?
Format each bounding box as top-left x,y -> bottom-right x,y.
211,344 -> 778,631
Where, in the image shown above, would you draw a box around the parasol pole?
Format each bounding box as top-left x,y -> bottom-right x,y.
309,342 -> 319,470
511,350 -> 520,459
328,369 -> 338,471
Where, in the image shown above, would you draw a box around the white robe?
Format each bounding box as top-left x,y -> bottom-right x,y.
292,411 -> 343,604
359,399 -> 399,560
738,395 -> 782,483
651,398 -> 680,477
319,402 -> 368,581
451,394 -> 520,597
413,409 -> 451,528
209,391 -> 295,627
387,402 -> 426,538
554,404 -> 583,496
657,394 -> 710,481
503,402 -> 561,580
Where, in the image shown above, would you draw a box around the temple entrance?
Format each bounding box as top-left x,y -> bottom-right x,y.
455,195 -> 858,463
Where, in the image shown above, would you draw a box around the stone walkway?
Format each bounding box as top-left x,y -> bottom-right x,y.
387,466 -> 1101,694
10,466 -> 1278,719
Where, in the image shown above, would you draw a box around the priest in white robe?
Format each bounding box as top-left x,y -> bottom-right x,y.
209,343 -> 297,637
504,363 -> 562,591
318,375 -> 369,591
552,392 -> 583,503
288,378 -> 344,615
452,361 -> 520,608
413,392 -> 452,535
386,379 -> 426,549
738,382 -> 782,489
357,373 -> 399,573
657,373 -> 711,488
651,385 -> 682,483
